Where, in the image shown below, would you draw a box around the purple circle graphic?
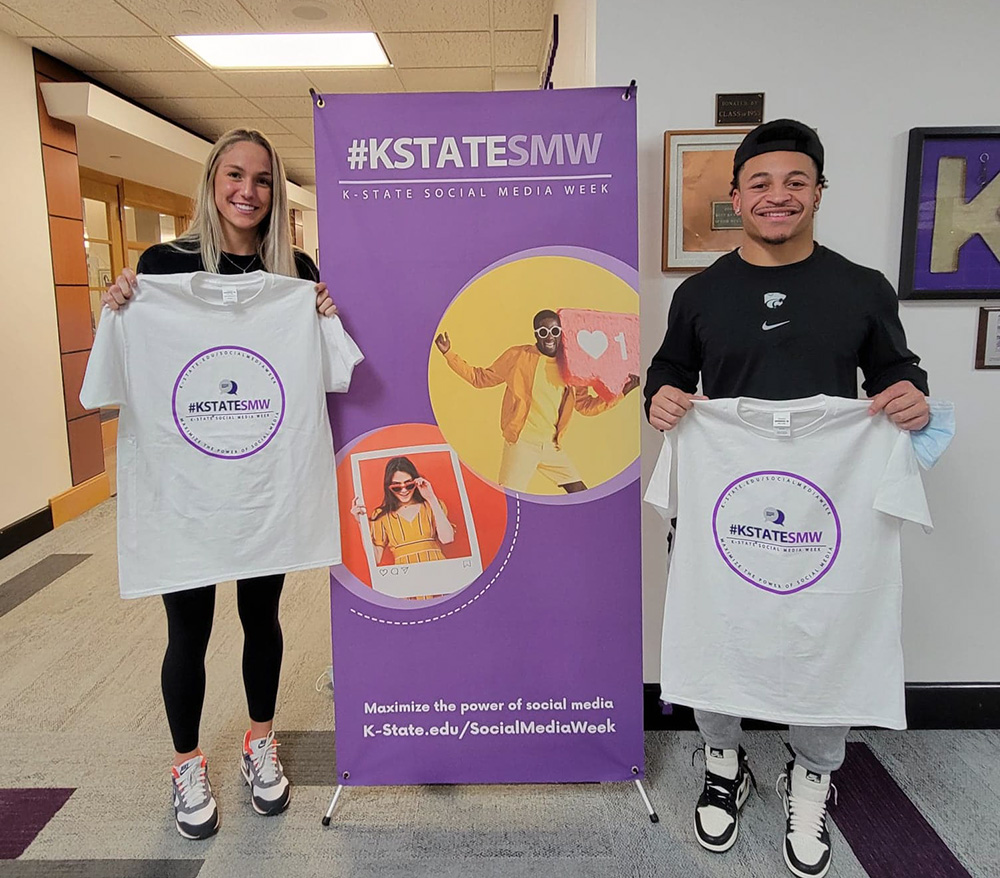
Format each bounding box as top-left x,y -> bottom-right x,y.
172,345 -> 286,459
711,470 -> 841,595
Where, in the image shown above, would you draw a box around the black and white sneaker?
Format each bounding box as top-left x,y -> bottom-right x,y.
240,730 -> 291,816
171,755 -> 219,840
777,761 -> 835,878
694,745 -> 756,852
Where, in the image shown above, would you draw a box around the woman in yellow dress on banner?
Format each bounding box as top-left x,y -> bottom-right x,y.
351,456 -> 455,565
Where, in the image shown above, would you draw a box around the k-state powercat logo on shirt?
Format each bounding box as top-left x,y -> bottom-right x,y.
171,346 -> 285,459
711,471 -> 841,595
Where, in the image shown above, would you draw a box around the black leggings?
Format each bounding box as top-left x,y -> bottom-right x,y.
161,575 -> 285,754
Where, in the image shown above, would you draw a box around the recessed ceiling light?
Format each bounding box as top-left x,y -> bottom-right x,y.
173,33 -> 390,69
291,4 -> 329,21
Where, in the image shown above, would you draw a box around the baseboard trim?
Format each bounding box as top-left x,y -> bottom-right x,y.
50,473 -> 110,528
0,507 -> 54,560
644,682 -> 1000,731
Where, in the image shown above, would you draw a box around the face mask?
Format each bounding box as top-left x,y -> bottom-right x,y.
910,399 -> 955,470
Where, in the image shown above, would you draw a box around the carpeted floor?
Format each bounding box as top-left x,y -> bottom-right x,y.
0,500 -> 996,877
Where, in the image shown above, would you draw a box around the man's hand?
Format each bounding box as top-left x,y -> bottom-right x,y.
315,283 -> 337,317
622,374 -> 640,396
434,332 -> 451,354
867,380 -> 930,431
648,385 -> 707,431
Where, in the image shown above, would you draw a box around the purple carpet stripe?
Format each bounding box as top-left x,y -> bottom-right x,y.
0,789 -> 74,859
831,743 -> 972,878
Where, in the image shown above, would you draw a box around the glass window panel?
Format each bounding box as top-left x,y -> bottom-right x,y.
86,241 -> 112,289
127,205 -> 162,244
83,198 -> 109,240
160,214 -> 176,242
124,205 -> 136,241
128,248 -> 144,270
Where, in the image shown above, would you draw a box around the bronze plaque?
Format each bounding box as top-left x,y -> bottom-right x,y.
716,93 -> 765,126
711,201 -> 743,230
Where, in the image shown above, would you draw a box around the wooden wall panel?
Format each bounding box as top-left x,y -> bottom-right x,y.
67,413 -> 105,485
55,286 -> 94,353
49,216 -> 88,285
43,146 -> 83,219
62,350 -> 93,421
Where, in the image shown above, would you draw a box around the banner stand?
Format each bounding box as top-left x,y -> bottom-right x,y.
320,776 -> 660,826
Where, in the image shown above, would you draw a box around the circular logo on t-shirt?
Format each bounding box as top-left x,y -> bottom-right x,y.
711,471 -> 841,595
171,346 -> 285,459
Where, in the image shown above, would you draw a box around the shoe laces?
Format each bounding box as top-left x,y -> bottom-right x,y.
692,747 -> 757,812
250,731 -> 282,784
174,758 -> 210,809
778,772 -> 837,839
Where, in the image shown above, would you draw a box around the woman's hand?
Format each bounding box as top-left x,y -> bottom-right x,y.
102,268 -> 138,311
350,497 -> 367,518
316,283 -> 338,317
414,477 -> 435,499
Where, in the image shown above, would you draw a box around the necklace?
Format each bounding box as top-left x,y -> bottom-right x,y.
220,251 -> 262,274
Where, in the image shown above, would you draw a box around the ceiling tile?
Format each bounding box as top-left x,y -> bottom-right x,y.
216,70 -> 314,97
381,31 -> 491,68
494,30 -> 543,67
397,67 -> 493,92
263,132 -> 310,149
90,71 -> 237,99
186,117 -> 293,136
237,0 -> 373,32
249,95 -> 314,118
64,36 -> 207,71
305,67 -> 404,93
3,0 -> 154,36
0,5 -> 50,37
365,0 -> 490,32
492,0 -> 552,31
270,118 -> 314,142
141,95 -> 263,118
26,37 -> 116,72
114,0 -> 263,35
276,147 -> 315,159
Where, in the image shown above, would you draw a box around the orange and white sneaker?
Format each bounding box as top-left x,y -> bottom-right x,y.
240,730 -> 290,816
171,755 -> 219,839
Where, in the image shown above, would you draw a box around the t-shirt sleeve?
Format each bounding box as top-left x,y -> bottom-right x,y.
873,427 -> 933,532
320,315 -> 364,393
643,432 -> 677,519
79,308 -> 128,408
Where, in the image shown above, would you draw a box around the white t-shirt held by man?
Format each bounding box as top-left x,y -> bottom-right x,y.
80,271 -> 363,598
645,396 -> 932,730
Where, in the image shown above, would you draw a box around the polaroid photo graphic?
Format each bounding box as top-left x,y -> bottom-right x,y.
350,444 -> 483,599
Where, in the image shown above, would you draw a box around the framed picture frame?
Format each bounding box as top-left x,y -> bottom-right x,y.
975,307 -> 1000,369
662,128 -> 750,272
899,127 -> 1000,299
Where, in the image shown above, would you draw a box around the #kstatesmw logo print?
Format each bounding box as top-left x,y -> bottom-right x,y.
711,471 -> 841,595
171,346 -> 285,459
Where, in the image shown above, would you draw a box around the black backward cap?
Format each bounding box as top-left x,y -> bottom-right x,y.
732,119 -> 824,180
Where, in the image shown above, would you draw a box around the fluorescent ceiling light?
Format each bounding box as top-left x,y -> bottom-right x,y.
173,33 -> 390,69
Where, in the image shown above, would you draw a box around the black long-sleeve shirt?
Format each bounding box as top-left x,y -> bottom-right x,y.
644,245 -> 928,416
137,241 -> 319,282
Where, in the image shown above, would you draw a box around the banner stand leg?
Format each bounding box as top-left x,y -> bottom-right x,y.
633,778 -> 659,823
321,784 -> 345,826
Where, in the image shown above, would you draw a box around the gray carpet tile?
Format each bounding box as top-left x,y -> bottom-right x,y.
278,731 -> 337,786
0,555 -> 90,618
0,861 -> 203,878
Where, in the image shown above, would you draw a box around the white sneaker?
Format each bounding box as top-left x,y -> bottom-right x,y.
171,755 -> 219,840
240,730 -> 291,816
777,761 -> 835,878
694,745 -> 755,852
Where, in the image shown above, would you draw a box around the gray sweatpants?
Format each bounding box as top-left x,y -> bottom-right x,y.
695,709 -> 849,775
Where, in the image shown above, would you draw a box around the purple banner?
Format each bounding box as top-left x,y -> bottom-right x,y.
316,88 -> 643,785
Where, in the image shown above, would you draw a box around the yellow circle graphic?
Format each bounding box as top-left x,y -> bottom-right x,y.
428,255 -> 640,497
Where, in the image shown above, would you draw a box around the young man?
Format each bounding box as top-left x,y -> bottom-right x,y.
644,120 -> 929,878
436,310 -> 639,493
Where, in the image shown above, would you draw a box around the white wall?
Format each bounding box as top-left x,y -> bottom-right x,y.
596,0 -> 1000,683
550,0 -> 596,89
0,33 -> 72,528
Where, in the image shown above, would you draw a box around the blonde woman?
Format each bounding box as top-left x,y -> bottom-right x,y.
103,129 -> 335,839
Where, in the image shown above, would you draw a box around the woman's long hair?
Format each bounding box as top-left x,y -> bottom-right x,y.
372,457 -> 426,520
171,128 -> 297,277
